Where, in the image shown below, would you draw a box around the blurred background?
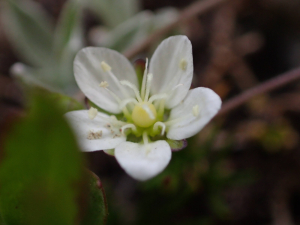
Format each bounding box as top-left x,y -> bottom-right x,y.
1,0 -> 300,224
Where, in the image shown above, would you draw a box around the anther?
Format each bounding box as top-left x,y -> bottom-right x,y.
101,61 -> 111,72
179,58 -> 188,71
192,105 -> 199,117
99,81 -> 109,88
87,130 -> 102,140
88,107 -> 98,120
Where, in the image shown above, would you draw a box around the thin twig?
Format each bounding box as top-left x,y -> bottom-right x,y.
123,0 -> 228,59
218,67 -> 300,116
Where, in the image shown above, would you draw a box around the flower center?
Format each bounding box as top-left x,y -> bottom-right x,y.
132,102 -> 157,128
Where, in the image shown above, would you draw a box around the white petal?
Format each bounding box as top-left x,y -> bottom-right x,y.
74,47 -> 138,114
65,110 -> 126,151
149,35 -> 193,108
167,87 -> 222,140
115,141 -> 171,181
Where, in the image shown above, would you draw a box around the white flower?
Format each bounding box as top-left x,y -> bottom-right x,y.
65,35 -> 222,181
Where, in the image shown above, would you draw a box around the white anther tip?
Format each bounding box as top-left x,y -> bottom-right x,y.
180,58 -> 188,71
192,105 -> 199,117
101,61 -> 111,72
88,107 -> 98,120
99,81 -> 109,88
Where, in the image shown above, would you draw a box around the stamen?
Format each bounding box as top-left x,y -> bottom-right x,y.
88,107 -> 98,120
142,104 -> 155,120
108,116 -> 127,126
148,93 -> 168,104
87,130 -> 102,140
143,131 -> 149,145
121,124 -> 137,134
99,81 -> 109,88
100,61 -> 132,98
101,61 -> 111,72
157,99 -> 165,119
153,122 -> 166,135
179,58 -> 188,71
143,131 -> 151,152
100,85 -> 121,103
144,73 -> 153,101
119,98 -> 138,110
193,105 -> 199,117
120,80 -> 142,102
149,84 -> 182,105
141,58 -> 148,99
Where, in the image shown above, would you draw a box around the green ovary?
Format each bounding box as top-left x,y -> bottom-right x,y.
132,102 -> 157,128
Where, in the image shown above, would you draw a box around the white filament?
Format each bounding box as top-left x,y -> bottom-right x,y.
120,80 -> 142,102
141,58 -> 149,99
119,98 -> 139,110
144,73 -> 153,101
153,122 -> 166,135
121,124 -> 137,134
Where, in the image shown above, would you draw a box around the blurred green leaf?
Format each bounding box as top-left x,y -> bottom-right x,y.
90,8 -> 179,53
80,171 -> 108,225
11,63 -> 63,93
0,95 -> 84,224
53,0 -> 83,57
2,0 -> 53,66
47,92 -> 84,113
52,0 -> 83,92
86,0 -> 139,28
101,11 -> 152,52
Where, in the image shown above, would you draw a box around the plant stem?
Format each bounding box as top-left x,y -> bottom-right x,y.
218,66 -> 300,116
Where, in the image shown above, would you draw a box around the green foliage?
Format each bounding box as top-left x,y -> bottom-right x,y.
81,171 -> 108,225
0,95 -> 107,224
128,127 -> 256,225
47,92 -> 84,114
91,8 -> 179,53
0,95 -> 84,224
86,0 -> 139,28
2,0 -> 53,66
4,0 -> 83,94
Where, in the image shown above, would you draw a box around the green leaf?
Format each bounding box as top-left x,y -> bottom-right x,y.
50,0 -> 84,93
53,0 -> 83,57
80,171 -> 108,225
86,0 -> 139,28
2,0 -> 54,66
0,94 -> 84,225
96,11 -> 152,52
11,62 -> 79,95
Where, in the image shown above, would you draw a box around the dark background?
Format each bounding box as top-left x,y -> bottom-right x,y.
1,0 -> 300,224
